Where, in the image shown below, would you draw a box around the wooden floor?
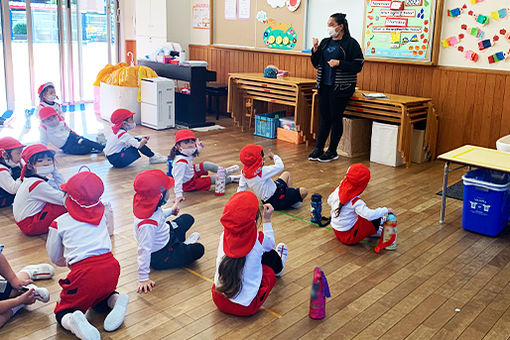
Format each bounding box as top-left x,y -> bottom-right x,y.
1,115 -> 509,340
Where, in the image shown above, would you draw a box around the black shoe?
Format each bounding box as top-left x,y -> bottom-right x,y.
318,150 -> 339,162
308,148 -> 324,161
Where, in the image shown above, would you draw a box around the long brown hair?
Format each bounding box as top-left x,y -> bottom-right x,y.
216,209 -> 262,297
334,202 -> 344,218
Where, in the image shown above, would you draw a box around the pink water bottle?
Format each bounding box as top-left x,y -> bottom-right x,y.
215,166 -> 226,196
309,267 -> 330,319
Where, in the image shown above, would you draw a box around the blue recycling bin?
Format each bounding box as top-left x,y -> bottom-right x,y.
462,169 -> 510,236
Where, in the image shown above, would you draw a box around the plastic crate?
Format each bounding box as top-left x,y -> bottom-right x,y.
462,169 -> 510,236
254,111 -> 285,139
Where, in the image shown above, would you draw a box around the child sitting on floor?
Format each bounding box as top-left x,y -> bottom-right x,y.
133,169 -> 204,293
13,144 -> 67,236
39,107 -> 104,155
170,129 -> 239,201
0,137 -> 24,208
104,109 -> 166,168
238,144 -> 308,210
212,192 -> 288,316
46,170 -> 129,340
0,244 -> 52,328
36,82 -> 64,119
328,163 -> 394,245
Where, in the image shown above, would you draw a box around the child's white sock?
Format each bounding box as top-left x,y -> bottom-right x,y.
275,243 -> 288,277
62,311 -> 100,340
225,165 -> 240,175
184,232 -> 200,245
227,175 -> 241,183
20,263 -> 54,280
24,284 -> 50,303
11,304 -> 24,316
104,293 -> 129,332
290,201 -> 302,209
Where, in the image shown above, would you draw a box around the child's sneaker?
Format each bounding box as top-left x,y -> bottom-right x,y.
291,201 -> 302,209
20,264 -> 54,280
24,284 -> 50,303
149,153 -> 167,164
184,232 -> 201,245
104,294 -> 129,332
70,310 -> 100,340
275,243 -> 288,277
369,225 -> 383,238
225,165 -> 240,175
228,175 -> 241,183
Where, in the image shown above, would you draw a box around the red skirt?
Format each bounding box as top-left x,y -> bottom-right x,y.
182,162 -> 212,192
54,252 -> 120,314
211,265 -> 276,316
16,203 -> 67,236
333,217 -> 377,245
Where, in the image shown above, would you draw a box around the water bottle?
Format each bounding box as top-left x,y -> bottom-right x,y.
167,159 -> 173,177
374,213 -> 397,253
310,193 -> 323,224
309,267 -> 330,319
215,166 -> 226,196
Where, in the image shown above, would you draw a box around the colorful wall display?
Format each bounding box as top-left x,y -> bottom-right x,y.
363,0 -> 437,62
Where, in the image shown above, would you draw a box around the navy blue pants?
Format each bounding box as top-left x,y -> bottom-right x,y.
61,132 -> 104,155
106,144 -> 154,168
150,214 -> 204,270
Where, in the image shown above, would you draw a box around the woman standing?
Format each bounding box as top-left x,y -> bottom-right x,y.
308,13 -> 364,162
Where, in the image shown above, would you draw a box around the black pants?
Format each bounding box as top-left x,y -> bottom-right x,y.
261,250 -> 283,275
0,166 -> 20,208
106,143 -> 154,168
316,85 -> 352,152
61,132 -> 104,155
150,214 -> 205,270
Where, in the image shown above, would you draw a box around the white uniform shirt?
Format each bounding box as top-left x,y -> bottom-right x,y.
104,129 -> 141,156
0,164 -> 22,195
237,155 -> 284,201
13,172 -> 66,222
46,213 -> 111,266
40,121 -> 71,148
172,154 -> 196,198
36,101 -> 64,119
133,207 -> 176,281
214,223 -> 275,306
328,187 -> 388,231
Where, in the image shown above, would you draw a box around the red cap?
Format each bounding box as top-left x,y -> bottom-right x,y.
240,144 -> 263,179
37,82 -> 54,95
338,164 -> 371,204
0,137 -> 25,152
20,144 -> 55,179
220,191 -> 259,258
39,106 -> 58,121
133,169 -> 175,219
61,171 -> 105,225
175,129 -> 196,144
110,109 -> 135,134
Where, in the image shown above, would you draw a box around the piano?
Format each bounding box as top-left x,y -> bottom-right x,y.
138,60 -> 216,128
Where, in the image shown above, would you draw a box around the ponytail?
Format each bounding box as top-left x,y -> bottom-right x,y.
330,13 -> 351,38
334,202 -> 344,218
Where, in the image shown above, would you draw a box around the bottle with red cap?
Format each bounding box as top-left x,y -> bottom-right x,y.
215,166 -> 226,196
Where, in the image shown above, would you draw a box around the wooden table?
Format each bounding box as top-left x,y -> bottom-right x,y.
228,73 -> 316,141
438,145 -> 510,224
311,90 -> 439,167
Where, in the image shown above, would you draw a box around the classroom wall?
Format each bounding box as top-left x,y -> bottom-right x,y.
189,44 -> 510,154
166,0 -> 192,51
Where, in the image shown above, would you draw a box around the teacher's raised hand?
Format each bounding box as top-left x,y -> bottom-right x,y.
312,37 -> 319,52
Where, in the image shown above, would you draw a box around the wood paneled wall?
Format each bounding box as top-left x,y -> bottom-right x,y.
190,44 -> 510,155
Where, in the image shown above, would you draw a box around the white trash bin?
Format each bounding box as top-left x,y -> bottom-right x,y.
370,122 -> 404,167
496,135 -> 510,153
99,82 -> 141,124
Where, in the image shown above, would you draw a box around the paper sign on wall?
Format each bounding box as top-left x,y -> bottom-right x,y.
225,0 -> 237,20
193,3 -> 210,29
239,0 -> 251,20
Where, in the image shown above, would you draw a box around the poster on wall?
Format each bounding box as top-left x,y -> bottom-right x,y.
193,3 -> 210,29
363,0 -> 437,62
225,0 -> 237,20
239,0 -> 251,20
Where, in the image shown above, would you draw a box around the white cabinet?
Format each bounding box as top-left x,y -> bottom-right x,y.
140,77 -> 175,130
135,0 -> 168,58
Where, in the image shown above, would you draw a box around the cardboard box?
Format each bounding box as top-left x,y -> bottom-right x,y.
337,117 -> 372,158
277,128 -> 305,144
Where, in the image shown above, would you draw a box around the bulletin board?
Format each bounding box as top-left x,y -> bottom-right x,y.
214,0 -> 307,51
363,0 -> 441,64
438,0 -> 510,71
